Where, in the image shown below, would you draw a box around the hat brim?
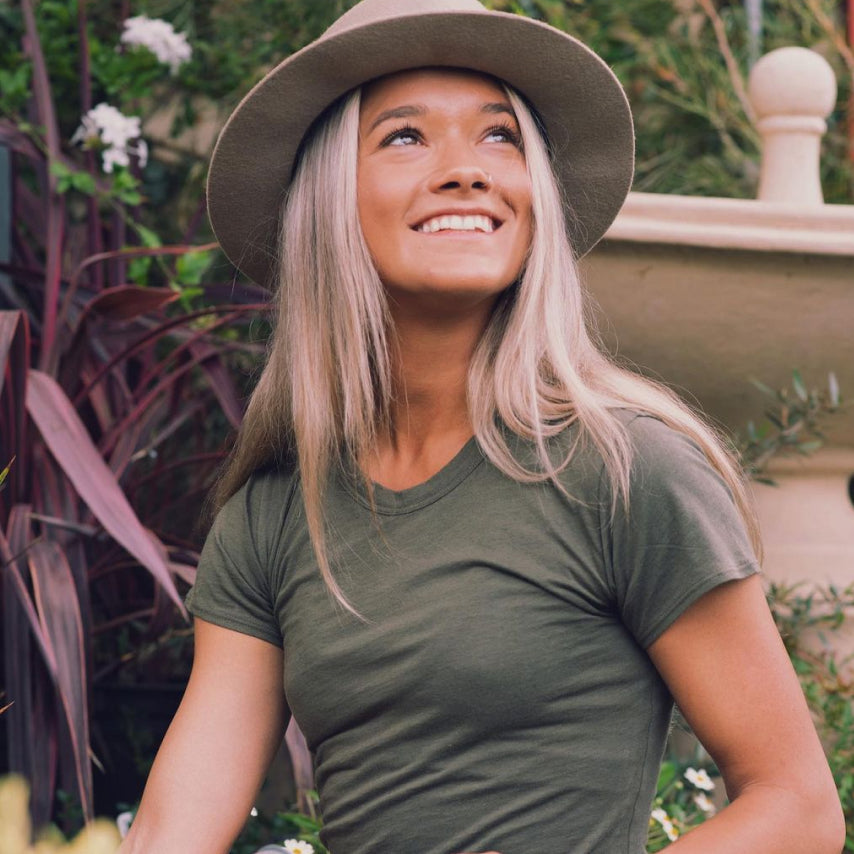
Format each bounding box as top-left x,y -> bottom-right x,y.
207,10 -> 635,287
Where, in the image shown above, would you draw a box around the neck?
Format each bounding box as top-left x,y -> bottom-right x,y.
364,295 -> 493,487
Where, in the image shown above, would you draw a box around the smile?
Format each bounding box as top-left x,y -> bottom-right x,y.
415,214 -> 497,234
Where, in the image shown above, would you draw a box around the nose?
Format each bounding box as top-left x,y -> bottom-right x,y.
430,163 -> 493,194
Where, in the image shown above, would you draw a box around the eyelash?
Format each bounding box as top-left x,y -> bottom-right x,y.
380,122 -> 523,149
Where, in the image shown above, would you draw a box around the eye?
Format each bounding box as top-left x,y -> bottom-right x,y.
380,125 -> 423,147
484,123 -> 522,148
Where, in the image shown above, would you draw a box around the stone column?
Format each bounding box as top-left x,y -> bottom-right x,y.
747,46 -> 838,205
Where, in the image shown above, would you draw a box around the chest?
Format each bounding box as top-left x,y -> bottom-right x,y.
272,486 -> 656,750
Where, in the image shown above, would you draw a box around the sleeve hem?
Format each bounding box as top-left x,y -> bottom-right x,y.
186,603 -> 284,648
637,560 -> 760,649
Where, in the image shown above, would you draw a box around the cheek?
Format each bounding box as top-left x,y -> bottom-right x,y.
513,188 -> 534,262
357,169 -> 399,250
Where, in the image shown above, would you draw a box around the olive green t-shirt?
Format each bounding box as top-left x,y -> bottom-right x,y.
185,414 -> 758,854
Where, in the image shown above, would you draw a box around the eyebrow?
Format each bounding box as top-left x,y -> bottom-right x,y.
366,101 -> 516,134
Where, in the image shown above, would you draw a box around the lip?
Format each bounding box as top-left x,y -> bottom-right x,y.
410,208 -> 504,232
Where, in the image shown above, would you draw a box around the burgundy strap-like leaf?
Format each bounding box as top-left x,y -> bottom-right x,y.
1,509 -> 56,823
81,285 -> 179,323
0,311 -> 31,507
29,539 -> 94,820
25,369 -> 186,614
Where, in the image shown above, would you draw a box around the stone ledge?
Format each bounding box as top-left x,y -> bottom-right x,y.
605,192 -> 854,256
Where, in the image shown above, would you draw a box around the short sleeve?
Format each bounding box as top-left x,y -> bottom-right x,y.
185,478 -> 284,647
606,414 -> 760,649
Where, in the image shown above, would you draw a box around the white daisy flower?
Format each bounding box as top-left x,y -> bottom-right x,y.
121,15 -> 192,74
71,103 -> 148,173
283,840 -> 315,854
684,767 -> 715,791
693,791 -> 716,814
651,807 -> 679,841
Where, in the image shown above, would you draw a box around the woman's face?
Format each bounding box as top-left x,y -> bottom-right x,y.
357,68 -> 533,313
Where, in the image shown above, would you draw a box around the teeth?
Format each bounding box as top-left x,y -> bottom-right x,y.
419,214 -> 494,233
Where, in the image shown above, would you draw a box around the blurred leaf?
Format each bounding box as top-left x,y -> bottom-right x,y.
135,224 -> 162,249
749,378 -> 777,398
829,372 -> 841,408
84,285 -> 178,321
175,250 -> 212,286
791,370 -> 808,403
0,457 -> 13,491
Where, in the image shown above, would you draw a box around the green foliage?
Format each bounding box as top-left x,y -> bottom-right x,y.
231,793 -> 327,854
486,0 -> 853,202
733,371 -> 844,482
647,759 -> 718,850
767,582 -> 854,850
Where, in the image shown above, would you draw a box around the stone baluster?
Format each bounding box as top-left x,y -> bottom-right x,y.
747,46 -> 838,205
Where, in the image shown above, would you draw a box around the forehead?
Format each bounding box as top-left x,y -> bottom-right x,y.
360,67 -> 511,118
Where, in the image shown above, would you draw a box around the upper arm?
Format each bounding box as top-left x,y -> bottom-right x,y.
647,575 -> 832,803
122,618 -> 288,854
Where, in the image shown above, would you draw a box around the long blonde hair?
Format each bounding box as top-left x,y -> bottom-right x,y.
215,80 -> 761,612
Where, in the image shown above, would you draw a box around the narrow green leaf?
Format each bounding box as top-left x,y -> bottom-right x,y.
0,455 -> 14,490
791,370 -> 808,402
828,372 -> 840,408
135,224 -> 162,248
749,378 -> 777,398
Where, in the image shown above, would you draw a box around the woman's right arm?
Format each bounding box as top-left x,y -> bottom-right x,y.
119,617 -> 288,854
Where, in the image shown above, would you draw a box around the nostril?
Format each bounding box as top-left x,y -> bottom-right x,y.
848,474 -> 854,509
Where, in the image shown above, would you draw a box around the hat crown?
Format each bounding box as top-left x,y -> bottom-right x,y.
326,0 -> 487,39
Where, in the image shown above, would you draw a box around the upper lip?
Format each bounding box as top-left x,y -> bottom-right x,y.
410,208 -> 504,230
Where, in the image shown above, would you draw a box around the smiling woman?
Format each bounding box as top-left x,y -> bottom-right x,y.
356,69 -> 532,311
118,1 -> 845,853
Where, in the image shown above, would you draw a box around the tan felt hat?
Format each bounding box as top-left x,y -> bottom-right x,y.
207,0 -> 635,287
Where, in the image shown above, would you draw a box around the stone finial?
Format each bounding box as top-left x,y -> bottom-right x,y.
747,46 -> 838,205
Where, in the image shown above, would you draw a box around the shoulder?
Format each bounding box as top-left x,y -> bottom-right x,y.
620,410 -> 712,477
211,462 -> 300,543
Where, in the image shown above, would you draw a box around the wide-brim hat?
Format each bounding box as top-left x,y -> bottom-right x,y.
207,0 -> 635,288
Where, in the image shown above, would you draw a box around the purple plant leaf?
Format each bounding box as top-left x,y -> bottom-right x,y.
1,311 -> 31,508
83,285 -> 179,323
0,118 -> 43,159
188,340 -> 244,428
25,369 -> 186,614
28,538 -> 94,820
286,719 -> 315,815
2,508 -> 55,671
21,0 -> 64,371
0,310 -> 24,400
2,510 -> 55,823
74,303 -> 267,409
170,560 -> 197,586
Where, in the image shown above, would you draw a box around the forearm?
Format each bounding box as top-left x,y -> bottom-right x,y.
119,697 -> 286,854
668,782 -> 844,854
120,621 -> 288,854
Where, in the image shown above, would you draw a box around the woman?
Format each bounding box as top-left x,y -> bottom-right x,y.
120,1 -> 844,852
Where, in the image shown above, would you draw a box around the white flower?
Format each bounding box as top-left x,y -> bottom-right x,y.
651,808 -> 679,842
693,791 -> 716,814
115,811 -> 134,838
684,767 -> 716,791
71,103 -> 148,173
121,15 -> 192,74
283,840 -> 315,854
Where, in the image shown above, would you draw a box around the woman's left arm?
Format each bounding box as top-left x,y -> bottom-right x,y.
647,574 -> 845,853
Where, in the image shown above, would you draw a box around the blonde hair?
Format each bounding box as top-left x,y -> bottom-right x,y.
216,80 -> 761,612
